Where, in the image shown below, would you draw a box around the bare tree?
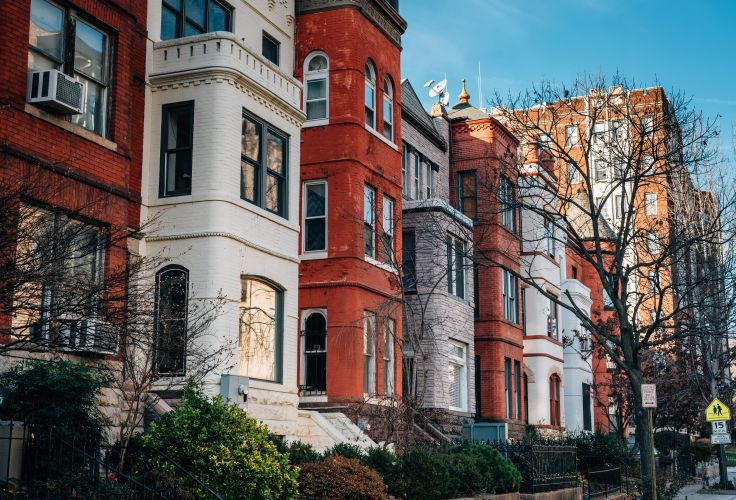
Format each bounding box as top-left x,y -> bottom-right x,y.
486,76 -> 734,498
0,164 -> 233,470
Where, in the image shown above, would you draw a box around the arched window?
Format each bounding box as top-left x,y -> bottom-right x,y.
364,61 -> 376,129
304,52 -> 328,123
155,265 -> 189,376
240,277 -> 284,382
382,76 -> 394,141
549,374 -> 561,426
301,311 -> 327,394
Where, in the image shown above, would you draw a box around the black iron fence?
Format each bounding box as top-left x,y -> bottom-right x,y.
489,442 -> 578,493
583,465 -> 622,498
0,421 -> 221,499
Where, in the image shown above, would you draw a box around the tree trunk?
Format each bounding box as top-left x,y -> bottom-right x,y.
631,373 -> 657,500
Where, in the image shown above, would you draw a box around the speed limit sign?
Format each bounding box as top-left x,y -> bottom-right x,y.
712,420 -> 729,434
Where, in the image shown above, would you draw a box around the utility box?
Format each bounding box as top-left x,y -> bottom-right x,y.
463,422 -> 507,443
220,374 -> 249,404
0,421 -> 25,485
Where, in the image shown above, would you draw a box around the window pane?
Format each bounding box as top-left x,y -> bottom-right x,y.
306,101 -> 327,121
307,79 -> 326,100
163,0 -> 182,9
265,173 -> 281,213
74,20 -> 106,81
185,0 -> 206,27
365,85 -> 374,109
28,51 -> 59,71
241,161 -> 257,202
29,0 -> 63,61
384,100 -> 392,123
308,55 -> 327,72
184,22 -> 203,36
240,279 -> 280,382
266,132 -> 285,174
71,76 -> 104,134
160,8 -> 180,41
157,269 -> 188,375
209,1 -> 230,31
262,33 -> 279,65
449,362 -> 462,408
305,218 -> 326,251
167,106 -> 192,148
306,183 -> 325,217
242,118 -> 261,161
166,152 -> 190,194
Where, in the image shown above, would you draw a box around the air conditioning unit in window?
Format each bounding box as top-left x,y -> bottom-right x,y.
27,69 -> 84,114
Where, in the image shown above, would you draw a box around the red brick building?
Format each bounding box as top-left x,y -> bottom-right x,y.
447,84 -> 526,435
295,0 -> 406,405
0,0 -> 146,350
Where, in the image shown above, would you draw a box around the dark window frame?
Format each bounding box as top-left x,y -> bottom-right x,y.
155,264 -> 189,376
457,170 -> 477,221
301,310 -> 327,394
159,101 -> 195,198
261,31 -> 280,65
28,0 -> 113,137
583,382 -> 592,431
402,230 -> 417,293
161,0 -> 232,40
241,109 -> 289,218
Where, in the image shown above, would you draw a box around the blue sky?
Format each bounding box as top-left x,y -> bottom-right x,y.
400,0 -> 735,158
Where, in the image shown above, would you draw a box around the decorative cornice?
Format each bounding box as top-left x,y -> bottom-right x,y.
296,0 -> 407,48
145,231 -> 300,264
150,70 -> 306,128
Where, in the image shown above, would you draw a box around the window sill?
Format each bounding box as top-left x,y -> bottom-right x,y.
365,255 -> 398,274
303,118 -> 329,128
301,251 -> 328,260
365,125 -> 399,151
299,394 -> 328,403
24,104 -> 118,153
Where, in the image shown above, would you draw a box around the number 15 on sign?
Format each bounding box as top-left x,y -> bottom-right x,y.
713,420 -> 728,434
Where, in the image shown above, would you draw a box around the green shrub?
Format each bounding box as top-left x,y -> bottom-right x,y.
0,359 -> 109,441
388,444 -> 520,500
361,446 -> 399,485
298,456 -> 386,500
679,443 -> 713,463
285,440 -> 322,465
567,431 -> 631,468
654,430 -> 690,455
324,442 -> 366,460
142,384 -> 298,499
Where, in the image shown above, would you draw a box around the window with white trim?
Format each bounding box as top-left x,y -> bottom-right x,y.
425,160 -> 434,198
383,76 -> 394,141
594,158 -> 608,181
401,144 -> 409,198
500,176 -> 515,232
565,125 -> 578,147
544,216 -> 555,257
447,234 -> 465,299
646,231 -> 659,255
304,52 -> 328,122
547,295 -> 558,339
566,161 -> 579,184
448,340 -> 468,411
645,192 -> 657,215
382,196 -> 394,263
384,317 -> 395,396
364,61 -> 376,129
363,311 -> 376,394
28,0 -> 111,136
592,121 -> 605,143
364,185 -> 375,258
303,181 -> 327,253
503,269 -> 518,323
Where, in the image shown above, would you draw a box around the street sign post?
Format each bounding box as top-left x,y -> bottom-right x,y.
705,398 -> 731,422
642,384 -> 657,408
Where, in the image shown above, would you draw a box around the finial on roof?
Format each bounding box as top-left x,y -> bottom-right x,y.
458,79 -> 470,105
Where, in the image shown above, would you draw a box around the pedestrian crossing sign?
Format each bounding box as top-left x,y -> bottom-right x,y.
705,398 -> 731,421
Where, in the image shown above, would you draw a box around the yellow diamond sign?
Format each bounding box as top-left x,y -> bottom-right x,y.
705,398 -> 731,422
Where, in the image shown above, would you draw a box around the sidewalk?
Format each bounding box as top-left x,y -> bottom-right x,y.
677,483 -> 736,500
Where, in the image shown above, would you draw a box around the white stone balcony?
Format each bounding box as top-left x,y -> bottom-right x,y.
149,32 -> 302,112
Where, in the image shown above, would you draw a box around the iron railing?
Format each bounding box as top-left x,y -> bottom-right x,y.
0,421 -> 221,499
489,442 -> 578,493
584,465 -> 622,498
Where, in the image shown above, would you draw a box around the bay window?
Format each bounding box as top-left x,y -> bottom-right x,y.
304,52 -> 329,122
449,340 -> 468,411
240,277 -> 283,383
241,111 -> 288,217
303,181 -> 327,253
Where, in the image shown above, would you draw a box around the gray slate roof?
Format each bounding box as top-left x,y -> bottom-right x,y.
446,102 -> 490,122
401,79 -> 447,149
